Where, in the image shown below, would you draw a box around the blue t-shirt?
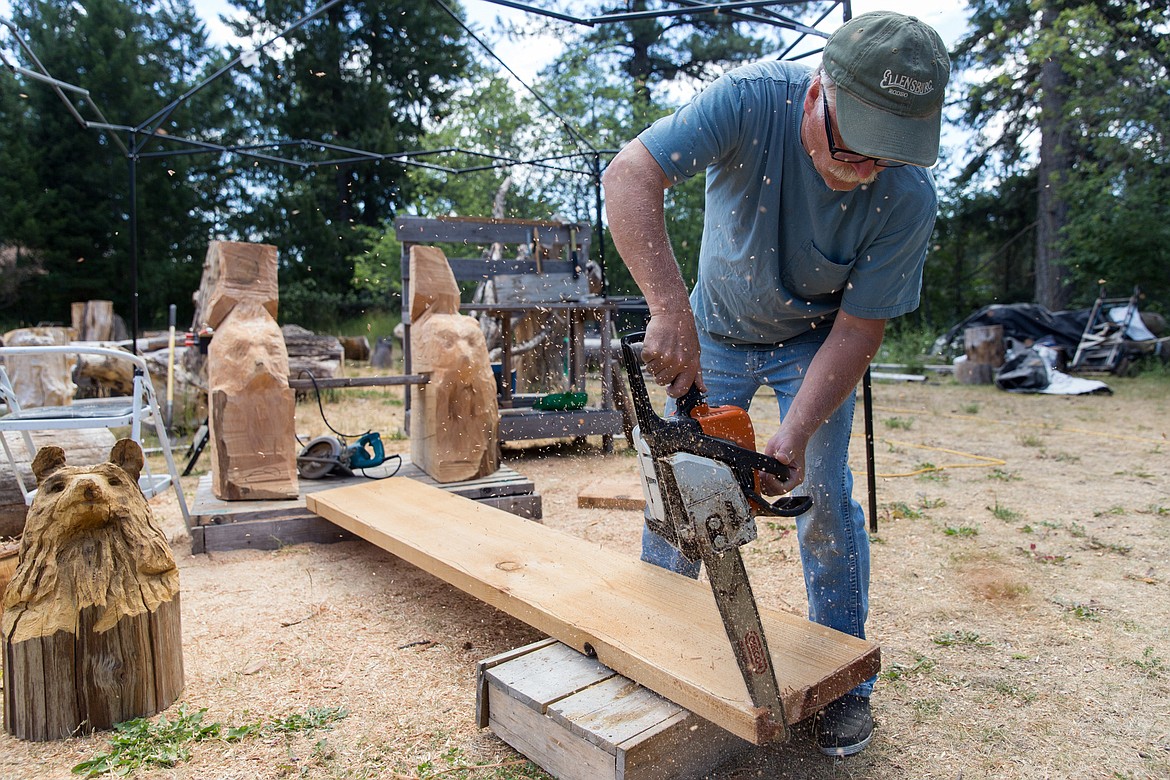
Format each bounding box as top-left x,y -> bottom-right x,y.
637,60 -> 938,345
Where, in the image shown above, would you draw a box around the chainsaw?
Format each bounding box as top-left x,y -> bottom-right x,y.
620,332 -> 812,742
297,431 -> 389,479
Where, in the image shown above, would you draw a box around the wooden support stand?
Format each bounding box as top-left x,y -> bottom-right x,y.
187,455 -> 541,554
478,639 -> 752,780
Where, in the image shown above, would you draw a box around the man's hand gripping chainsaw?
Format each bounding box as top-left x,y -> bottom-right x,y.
621,332 -> 812,742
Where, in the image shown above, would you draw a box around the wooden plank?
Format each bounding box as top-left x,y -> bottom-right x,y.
577,475 -> 644,511
617,709 -> 751,780
199,514 -> 356,553
307,478 -> 881,744
476,638 -> 560,728
488,641 -> 616,717
486,683 -> 617,779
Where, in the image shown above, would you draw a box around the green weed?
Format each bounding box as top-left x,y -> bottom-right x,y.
988,499 -> 1023,522
884,416 -> 914,430
943,525 -> 979,538
73,706 -> 347,777
879,653 -> 935,682
1129,647 -> 1165,678
987,468 -> 1020,482
932,630 -> 991,647
887,502 -> 923,520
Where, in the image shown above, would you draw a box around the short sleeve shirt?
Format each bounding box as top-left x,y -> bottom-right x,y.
637,60 -> 938,345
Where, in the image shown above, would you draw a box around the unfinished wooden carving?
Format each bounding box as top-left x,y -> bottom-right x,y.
2,440 -> 183,741
410,246 -> 499,482
208,300 -> 299,499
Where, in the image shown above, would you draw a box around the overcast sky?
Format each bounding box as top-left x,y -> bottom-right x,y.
182,0 -> 971,82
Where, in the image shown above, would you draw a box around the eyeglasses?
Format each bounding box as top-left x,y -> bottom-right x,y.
822,91 -> 906,169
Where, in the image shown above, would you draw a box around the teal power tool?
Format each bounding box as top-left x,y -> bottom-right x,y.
297,432 -> 388,479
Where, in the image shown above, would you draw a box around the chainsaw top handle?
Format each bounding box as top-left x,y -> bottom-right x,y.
619,331 -> 812,518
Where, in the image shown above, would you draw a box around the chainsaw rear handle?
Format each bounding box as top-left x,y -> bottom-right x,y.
620,332 -> 812,518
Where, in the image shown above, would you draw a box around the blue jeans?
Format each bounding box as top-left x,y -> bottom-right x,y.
640,328 -> 874,697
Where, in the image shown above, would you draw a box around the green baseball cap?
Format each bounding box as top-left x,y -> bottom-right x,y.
823,11 -> 951,167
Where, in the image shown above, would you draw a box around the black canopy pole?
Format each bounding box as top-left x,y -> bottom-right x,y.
594,153 -> 606,295
864,366 -> 877,533
128,137 -> 139,355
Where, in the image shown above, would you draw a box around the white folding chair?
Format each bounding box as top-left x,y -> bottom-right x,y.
0,345 -> 190,524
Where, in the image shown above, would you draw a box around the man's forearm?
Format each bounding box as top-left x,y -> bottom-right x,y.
601,141 -> 691,317
781,314 -> 886,447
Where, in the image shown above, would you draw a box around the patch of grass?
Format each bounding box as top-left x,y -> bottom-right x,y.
887,501 -> 923,520
987,468 -> 1021,482
918,496 -> 947,509
932,630 -> 991,647
943,525 -> 979,538
911,697 -> 943,722
1068,522 -> 1087,538
988,499 -> 1023,522
1050,452 -> 1082,463
73,706 -> 347,777
960,402 -> 980,415
1017,433 -> 1044,448
884,416 -> 914,430
1084,536 -> 1132,556
879,653 -> 935,682
1093,506 -> 1127,517
1140,504 -> 1169,516
1067,602 -> 1102,622
993,679 -> 1036,703
1128,647 -> 1165,678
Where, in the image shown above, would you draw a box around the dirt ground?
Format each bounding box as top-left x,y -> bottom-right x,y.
1,371 -> 1168,780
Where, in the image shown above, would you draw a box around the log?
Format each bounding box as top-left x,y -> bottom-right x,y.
209,302 -> 299,500
2,440 -> 183,741
409,246 -> 499,483
339,335 -> 370,362
1,327 -> 76,407
70,300 -> 116,342
282,325 -> 344,382
957,325 -> 1005,385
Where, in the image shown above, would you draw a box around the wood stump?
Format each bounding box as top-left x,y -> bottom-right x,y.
1,327 -> 76,407
956,324 -> 1005,385
2,440 -> 183,741
409,246 -> 499,483
71,300 -> 116,342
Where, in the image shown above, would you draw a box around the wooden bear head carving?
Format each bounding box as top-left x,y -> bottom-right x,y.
2,439 -> 179,643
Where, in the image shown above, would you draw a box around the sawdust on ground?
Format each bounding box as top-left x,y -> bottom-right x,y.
1,372 -> 1168,780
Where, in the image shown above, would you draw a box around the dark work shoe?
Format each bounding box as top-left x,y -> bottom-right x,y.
814,694 -> 874,756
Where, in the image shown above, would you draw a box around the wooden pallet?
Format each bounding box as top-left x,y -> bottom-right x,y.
188,456 -> 540,554
478,638 -> 752,780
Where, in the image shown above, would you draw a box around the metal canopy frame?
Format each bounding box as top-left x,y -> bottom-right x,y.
0,0 -> 850,346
